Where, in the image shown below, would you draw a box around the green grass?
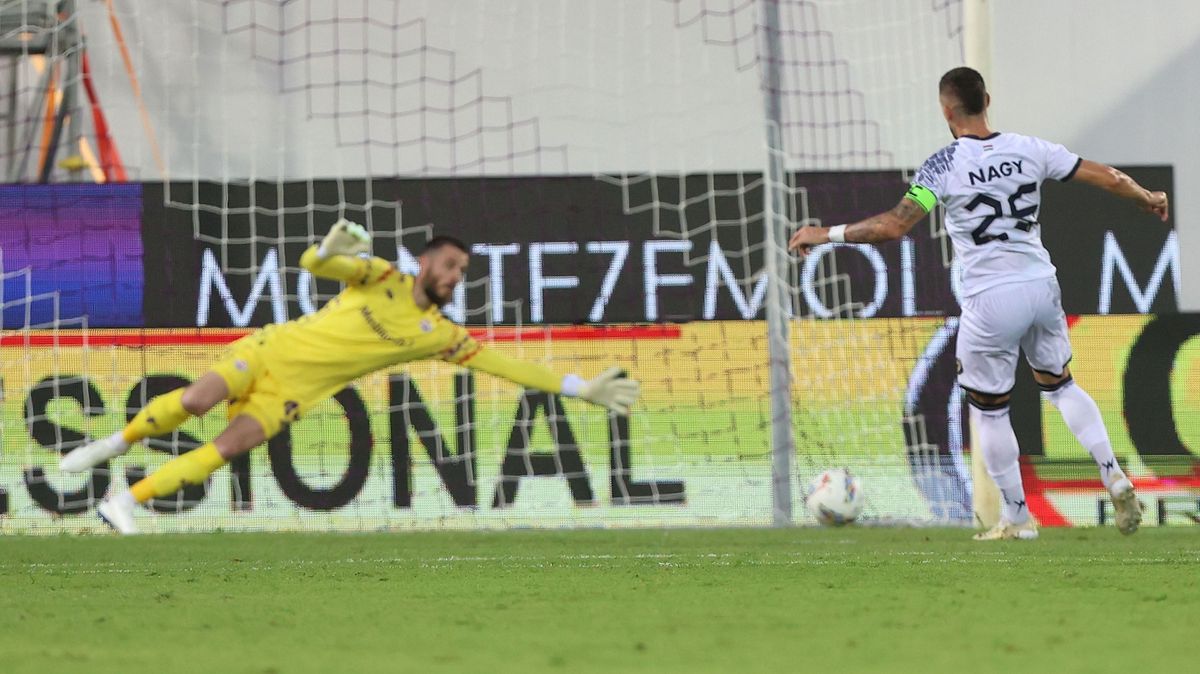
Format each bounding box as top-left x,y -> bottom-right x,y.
1,528 -> 1197,674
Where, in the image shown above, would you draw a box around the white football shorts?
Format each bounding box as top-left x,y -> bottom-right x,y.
955,276 -> 1072,396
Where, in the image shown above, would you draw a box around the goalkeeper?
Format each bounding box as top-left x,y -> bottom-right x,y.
63,221 -> 640,534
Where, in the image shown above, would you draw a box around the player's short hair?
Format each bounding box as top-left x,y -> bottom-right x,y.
422,235 -> 469,255
939,67 -> 987,115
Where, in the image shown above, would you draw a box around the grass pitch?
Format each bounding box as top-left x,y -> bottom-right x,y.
1,527 -> 1195,674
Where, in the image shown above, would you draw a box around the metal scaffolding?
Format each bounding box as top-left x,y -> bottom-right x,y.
1,0 -> 82,183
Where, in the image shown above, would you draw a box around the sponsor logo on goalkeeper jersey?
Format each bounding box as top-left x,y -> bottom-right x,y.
359,306 -> 413,346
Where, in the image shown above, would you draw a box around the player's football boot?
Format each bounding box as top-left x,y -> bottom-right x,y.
60,435 -> 129,473
972,520 -> 1039,541
97,496 -> 139,535
1110,481 -> 1143,535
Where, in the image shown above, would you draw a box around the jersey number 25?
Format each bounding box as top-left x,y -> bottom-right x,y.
965,181 -> 1038,245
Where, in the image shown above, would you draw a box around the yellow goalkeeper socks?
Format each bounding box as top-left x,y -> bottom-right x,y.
129,443 -> 227,504
122,388 -> 191,444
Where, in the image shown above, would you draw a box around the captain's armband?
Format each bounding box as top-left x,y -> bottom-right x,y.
904,184 -> 938,213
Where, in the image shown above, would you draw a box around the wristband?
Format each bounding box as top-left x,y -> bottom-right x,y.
828,224 -> 847,243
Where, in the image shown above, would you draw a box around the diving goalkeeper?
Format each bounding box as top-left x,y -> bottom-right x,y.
63,222 -> 640,534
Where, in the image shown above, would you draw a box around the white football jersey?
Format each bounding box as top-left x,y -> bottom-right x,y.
908,132 -> 1081,297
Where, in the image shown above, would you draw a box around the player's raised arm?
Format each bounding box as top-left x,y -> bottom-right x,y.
1070,160 -> 1170,221
787,196 -> 927,257
299,219 -> 394,285
440,330 -> 640,415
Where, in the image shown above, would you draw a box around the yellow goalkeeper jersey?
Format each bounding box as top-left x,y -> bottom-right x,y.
236,246 -> 563,406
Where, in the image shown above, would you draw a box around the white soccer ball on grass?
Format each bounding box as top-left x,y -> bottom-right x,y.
805,468 -> 865,526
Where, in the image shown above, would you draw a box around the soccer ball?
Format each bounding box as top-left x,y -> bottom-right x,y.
805,468 -> 865,526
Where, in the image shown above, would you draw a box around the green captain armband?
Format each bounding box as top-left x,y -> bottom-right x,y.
905,184 -> 938,213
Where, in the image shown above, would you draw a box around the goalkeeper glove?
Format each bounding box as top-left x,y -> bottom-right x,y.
562,367 -> 640,415
317,219 -> 371,258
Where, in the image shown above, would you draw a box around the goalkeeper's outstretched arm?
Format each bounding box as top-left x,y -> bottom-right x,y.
442,335 -> 640,415
300,219 -> 393,285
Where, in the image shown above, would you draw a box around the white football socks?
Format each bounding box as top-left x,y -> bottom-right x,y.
107,430 -> 131,453
112,490 -> 136,509
1043,380 -> 1127,492
971,405 -> 1030,526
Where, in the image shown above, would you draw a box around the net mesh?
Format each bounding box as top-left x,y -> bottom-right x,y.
0,0 -> 972,532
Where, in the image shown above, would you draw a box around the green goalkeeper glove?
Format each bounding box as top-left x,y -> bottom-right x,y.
563,367 -> 640,415
317,219 -> 371,258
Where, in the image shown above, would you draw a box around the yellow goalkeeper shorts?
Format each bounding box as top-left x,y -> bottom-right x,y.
210,337 -> 307,439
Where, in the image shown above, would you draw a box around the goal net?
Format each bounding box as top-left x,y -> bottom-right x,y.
1,0 -> 968,532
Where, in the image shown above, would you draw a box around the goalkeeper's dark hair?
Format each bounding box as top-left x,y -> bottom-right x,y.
422,235 -> 469,255
939,67 -> 987,115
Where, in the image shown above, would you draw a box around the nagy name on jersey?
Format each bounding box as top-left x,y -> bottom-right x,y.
968,160 -> 1025,186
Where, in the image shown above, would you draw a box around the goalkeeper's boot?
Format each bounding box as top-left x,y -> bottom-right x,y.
97,494 -> 138,535
1110,479 -> 1143,535
972,520 -> 1038,541
60,433 -> 129,473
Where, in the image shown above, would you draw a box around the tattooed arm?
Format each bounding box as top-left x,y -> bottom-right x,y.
787,196 -> 928,256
